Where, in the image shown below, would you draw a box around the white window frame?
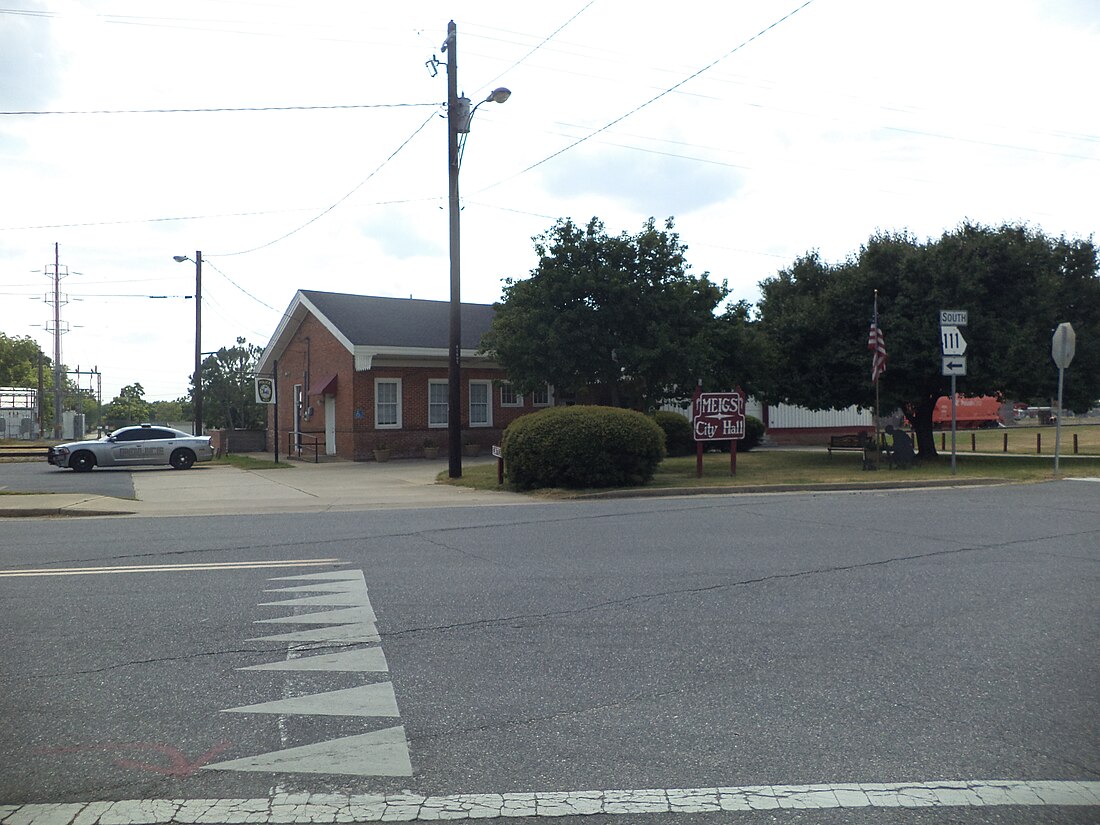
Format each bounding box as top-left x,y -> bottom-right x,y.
500,382 -> 523,407
469,380 -> 493,427
532,384 -> 554,407
374,378 -> 402,429
428,380 -> 449,428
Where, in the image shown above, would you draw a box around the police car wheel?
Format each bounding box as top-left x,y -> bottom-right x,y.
70,451 -> 96,472
170,449 -> 195,470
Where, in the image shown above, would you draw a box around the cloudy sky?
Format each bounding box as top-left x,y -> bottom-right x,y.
2,0 -> 1097,403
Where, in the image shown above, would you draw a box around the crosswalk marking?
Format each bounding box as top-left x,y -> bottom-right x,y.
238,647 -> 388,672
5,780 -> 1098,823
222,683 -> 401,717
0,559 -> 345,578
254,604 -> 378,625
209,569 -> 414,778
202,726 -> 413,777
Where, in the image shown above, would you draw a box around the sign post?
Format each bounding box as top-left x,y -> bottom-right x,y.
939,310 -> 969,475
692,387 -> 747,477
1051,322 -> 1076,476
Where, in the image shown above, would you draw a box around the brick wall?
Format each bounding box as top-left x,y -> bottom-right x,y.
266,314 -> 551,462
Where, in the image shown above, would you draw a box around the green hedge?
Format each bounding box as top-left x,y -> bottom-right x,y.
502,405 -> 666,489
653,410 -> 695,456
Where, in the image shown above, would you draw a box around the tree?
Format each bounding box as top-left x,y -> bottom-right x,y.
105,383 -> 150,426
194,337 -> 265,429
757,223 -> 1100,458
480,217 -> 728,411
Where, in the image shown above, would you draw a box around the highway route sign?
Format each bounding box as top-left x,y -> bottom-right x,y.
942,356 -> 968,377
941,326 -> 967,356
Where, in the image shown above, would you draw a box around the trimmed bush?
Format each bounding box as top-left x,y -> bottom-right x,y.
653,410 -> 695,456
503,405 -> 666,490
739,415 -> 765,451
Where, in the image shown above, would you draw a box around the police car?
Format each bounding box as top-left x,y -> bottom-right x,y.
48,424 -> 214,471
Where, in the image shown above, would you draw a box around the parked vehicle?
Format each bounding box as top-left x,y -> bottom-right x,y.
933,395 -> 1006,429
47,424 -> 213,471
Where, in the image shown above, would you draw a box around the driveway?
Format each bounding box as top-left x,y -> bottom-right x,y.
0,461 -> 138,498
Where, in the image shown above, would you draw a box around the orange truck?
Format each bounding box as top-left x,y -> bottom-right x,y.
933,395 -> 1005,429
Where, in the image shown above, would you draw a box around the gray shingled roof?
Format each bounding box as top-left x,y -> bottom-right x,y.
302,290 -> 496,350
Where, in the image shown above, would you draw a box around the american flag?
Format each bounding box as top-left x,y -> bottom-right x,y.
868,305 -> 887,383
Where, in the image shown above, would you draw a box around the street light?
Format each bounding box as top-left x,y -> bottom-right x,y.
173,251 -> 203,436
445,18 -> 510,478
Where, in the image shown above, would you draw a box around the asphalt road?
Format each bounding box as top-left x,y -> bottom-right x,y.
0,460 -> 137,497
1,482 -> 1097,823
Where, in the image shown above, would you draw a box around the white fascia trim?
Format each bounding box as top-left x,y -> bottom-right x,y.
354,346 -> 490,371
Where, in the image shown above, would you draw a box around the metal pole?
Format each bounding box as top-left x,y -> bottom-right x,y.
1054,366 -> 1064,476
273,358 -> 279,465
194,251 -> 203,436
446,20 -> 463,479
53,242 -> 62,438
950,374 -> 957,475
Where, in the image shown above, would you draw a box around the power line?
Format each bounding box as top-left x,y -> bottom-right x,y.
476,0 -> 818,193
210,111 -> 438,256
1,103 -> 437,116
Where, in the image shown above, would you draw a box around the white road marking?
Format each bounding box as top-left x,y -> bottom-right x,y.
254,605 -> 378,625
3,780 -> 1097,823
248,621 -> 381,644
202,726 -> 414,777
212,569 -> 414,778
238,647 -> 389,672
222,683 -> 401,718
0,559 -> 345,578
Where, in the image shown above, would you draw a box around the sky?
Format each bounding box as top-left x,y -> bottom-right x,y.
1,0 -> 1098,403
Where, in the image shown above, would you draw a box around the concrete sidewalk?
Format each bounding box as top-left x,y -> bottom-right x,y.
0,456 -> 528,518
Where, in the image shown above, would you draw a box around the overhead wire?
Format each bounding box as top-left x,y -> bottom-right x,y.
209,110 -> 438,256
474,0 -> 818,193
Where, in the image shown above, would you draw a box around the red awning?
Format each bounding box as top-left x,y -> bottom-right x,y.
308,373 -> 338,397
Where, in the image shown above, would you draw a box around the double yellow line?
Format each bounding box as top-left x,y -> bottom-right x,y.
0,559 -> 345,578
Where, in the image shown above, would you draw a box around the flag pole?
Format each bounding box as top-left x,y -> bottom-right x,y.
873,289 -> 881,446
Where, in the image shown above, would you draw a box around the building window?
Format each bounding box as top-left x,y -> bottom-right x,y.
500,382 -> 522,407
532,384 -> 553,406
428,380 -> 448,427
469,380 -> 492,427
375,378 -> 402,428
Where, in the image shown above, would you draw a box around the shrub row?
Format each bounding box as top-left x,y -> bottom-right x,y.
502,405 -> 665,490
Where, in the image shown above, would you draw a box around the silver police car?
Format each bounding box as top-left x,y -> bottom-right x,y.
48,424 -> 214,471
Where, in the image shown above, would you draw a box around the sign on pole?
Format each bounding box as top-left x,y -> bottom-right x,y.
1052,322 -> 1075,475
692,388 -> 746,477
254,377 -> 275,404
939,310 -> 969,475
941,356 -> 967,377
940,326 -> 967,356
1051,322 -> 1076,369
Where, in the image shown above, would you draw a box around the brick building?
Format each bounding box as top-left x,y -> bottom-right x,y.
256,291 -> 553,460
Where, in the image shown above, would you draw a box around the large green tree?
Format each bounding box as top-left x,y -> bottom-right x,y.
757,223 -> 1100,458
480,217 -> 729,411
196,337 -> 265,429
104,383 -> 150,426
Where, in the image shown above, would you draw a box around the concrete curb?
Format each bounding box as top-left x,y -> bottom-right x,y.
570,477 -> 1012,500
0,477 -> 1017,517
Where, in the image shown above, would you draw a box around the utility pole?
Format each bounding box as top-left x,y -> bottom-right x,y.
195,251 -> 203,436
445,20 -> 465,479
43,243 -> 71,439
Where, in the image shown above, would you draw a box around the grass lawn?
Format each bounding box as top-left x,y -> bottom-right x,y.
935,422 -> 1100,455
443,446 -> 1100,496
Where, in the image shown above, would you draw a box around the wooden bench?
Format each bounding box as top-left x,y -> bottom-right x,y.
828,433 -> 882,470
827,433 -> 870,454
